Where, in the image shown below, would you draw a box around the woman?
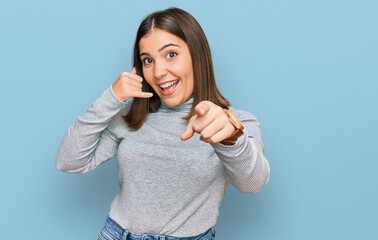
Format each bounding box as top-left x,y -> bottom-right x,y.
56,7 -> 270,240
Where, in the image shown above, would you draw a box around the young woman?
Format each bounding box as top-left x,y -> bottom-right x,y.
56,7 -> 270,240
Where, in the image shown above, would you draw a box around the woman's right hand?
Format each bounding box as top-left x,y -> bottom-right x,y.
112,67 -> 153,102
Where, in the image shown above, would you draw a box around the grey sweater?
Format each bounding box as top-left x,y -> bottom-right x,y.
56,84 -> 270,237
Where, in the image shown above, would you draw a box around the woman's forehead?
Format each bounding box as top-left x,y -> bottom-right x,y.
139,29 -> 186,52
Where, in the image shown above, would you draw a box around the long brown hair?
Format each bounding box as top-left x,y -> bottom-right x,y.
124,7 -> 230,130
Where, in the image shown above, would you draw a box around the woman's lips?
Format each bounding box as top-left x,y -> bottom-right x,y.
158,79 -> 180,96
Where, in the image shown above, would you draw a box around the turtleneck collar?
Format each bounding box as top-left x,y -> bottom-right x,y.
159,97 -> 194,113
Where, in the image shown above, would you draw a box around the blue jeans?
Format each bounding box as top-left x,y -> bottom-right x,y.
98,216 -> 216,240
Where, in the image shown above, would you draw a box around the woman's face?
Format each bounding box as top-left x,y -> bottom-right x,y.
139,28 -> 194,107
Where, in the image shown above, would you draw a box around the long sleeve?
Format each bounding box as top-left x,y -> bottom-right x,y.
210,108 -> 270,193
56,84 -> 127,174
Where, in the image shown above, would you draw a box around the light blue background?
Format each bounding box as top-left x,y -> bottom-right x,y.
1,0 -> 377,239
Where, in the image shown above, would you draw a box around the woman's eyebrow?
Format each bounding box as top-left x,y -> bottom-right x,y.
140,43 -> 180,58
140,52 -> 150,57
158,43 -> 180,52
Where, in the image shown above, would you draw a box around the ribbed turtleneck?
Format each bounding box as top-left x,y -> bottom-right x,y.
159,97 -> 194,113
56,84 -> 270,237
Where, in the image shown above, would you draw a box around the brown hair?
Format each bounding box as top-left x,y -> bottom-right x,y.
123,7 -> 230,130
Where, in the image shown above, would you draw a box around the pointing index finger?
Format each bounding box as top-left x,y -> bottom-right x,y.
195,101 -> 212,116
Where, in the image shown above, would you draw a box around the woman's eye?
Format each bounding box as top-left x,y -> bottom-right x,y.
167,52 -> 177,59
143,58 -> 153,65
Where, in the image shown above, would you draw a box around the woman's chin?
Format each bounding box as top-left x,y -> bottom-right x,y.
161,97 -> 181,107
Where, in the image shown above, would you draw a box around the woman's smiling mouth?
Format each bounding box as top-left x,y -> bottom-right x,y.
158,79 -> 180,96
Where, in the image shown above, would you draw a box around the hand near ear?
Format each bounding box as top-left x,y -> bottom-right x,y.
180,101 -> 235,143
112,67 -> 153,102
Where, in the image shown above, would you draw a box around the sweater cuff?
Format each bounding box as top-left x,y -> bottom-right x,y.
109,83 -> 127,104
210,132 -> 248,158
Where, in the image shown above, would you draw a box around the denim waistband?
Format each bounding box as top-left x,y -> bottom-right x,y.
102,216 -> 215,240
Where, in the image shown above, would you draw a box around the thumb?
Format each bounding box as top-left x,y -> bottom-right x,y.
131,67 -> 137,74
180,115 -> 197,141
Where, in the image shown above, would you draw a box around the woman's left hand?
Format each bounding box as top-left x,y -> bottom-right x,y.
180,101 -> 235,143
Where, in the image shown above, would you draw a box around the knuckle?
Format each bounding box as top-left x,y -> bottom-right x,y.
192,123 -> 200,132
209,136 -> 217,143
222,116 -> 229,125
201,132 -> 210,139
120,77 -> 129,83
206,101 -> 215,107
215,106 -> 223,113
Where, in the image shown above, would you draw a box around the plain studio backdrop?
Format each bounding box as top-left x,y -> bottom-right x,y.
1,0 -> 377,239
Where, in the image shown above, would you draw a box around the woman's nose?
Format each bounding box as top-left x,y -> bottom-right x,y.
153,60 -> 168,79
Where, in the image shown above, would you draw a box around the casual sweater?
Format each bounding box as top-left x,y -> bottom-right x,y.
56,84 -> 270,237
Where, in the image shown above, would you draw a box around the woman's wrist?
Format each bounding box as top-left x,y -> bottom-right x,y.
220,109 -> 245,145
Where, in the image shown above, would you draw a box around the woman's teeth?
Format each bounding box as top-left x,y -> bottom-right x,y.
160,80 -> 179,90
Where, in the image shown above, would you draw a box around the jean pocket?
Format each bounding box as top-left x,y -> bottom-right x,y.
211,227 -> 216,238
203,236 -> 213,240
98,228 -> 118,240
206,235 -> 215,240
200,233 -> 214,240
